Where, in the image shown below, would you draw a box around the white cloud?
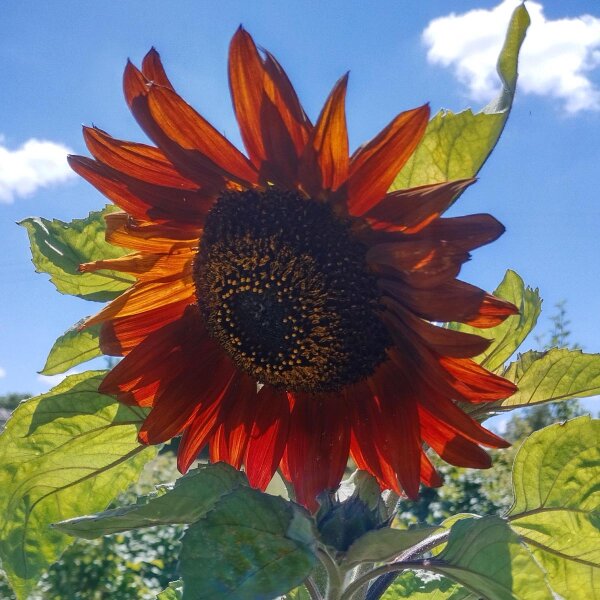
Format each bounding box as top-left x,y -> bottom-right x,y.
0,136 -> 75,203
0,367 -> 5,379
423,0 -> 600,113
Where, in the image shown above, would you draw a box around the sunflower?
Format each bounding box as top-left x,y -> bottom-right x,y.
70,28 -> 518,510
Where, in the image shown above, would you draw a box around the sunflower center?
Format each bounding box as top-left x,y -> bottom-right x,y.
194,188 -> 390,392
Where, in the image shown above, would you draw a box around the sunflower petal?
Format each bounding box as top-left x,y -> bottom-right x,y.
141,48 -> 175,89
300,74 -> 349,196
286,392 -> 350,510
363,179 -> 476,232
244,385 -> 290,490
346,105 -> 430,215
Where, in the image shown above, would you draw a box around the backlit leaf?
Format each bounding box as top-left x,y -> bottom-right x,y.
157,580 -> 183,599
343,526 -> 439,568
434,517 -> 553,600
55,463 -> 245,538
449,270 -> 541,372
499,348 -> 600,409
20,207 -> 134,302
180,486 -> 317,599
508,417 -> 600,599
40,321 -> 102,375
0,371 -> 155,599
381,570 -> 473,599
391,4 -> 530,192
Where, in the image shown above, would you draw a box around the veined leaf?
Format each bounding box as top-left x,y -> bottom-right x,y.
449,270 -> 541,372
343,526 -> 439,568
391,4 -> 530,191
434,517 -> 553,600
20,207 -> 134,302
40,321 -> 102,375
55,463 -> 246,538
180,486 -> 317,600
381,570 -> 473,599
508,417 -> 600,599
0,371 -> 155,599
499,348 -> 600,409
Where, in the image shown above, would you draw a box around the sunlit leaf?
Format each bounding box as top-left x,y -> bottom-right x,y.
180,486 -> 317,599
449,270 -> 541,372
434,517 -> 553,600
157,580 -> 183,599
508,417 -> 600,599
55,463 -> 245,538
20,207 -> 134,302
0,371 -> 155,599
40,321 -> 102,375
343,526 -> 439,568
391,4 -> 530,192
284,585 -> 312,599
499,348 -> 600,409
381,570 -> 473,599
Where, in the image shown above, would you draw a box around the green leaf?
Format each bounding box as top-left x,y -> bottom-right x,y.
0,371 -> 155,599
508,417 -> 600,599
391,4 -> 530,191
55,463 -> 246,538
499,348 -> 600,409
40,321 -> 102,375
180,486 -> 317,599
381,570 -> 473,599
342,526 -> 439,568
449,270 -> 541,372
284,586 -> 312,599
20,207 -> 134,302
158,580 -> 183,600
434,517 -> 553,600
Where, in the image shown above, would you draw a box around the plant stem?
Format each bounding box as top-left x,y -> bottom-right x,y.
305,576 -> 324,600
317,545 -> 343,600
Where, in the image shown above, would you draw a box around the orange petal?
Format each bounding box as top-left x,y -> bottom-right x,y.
383,297 -> 492,359
286,391 -> 350,511
104,212 -> 200,254
379,278 -> 518,328
439,356 -> 518,403
228,28 -> 309,185
100,298 -> 191,356
346,105 -> 430,216
145,84 -> 258,185
80,248 -> 194,282
83,126 -> 198,189
368,239 -> 469,289
68,155 -> 212,225
300,74 -> 349,196
244,385 -> 290,491
84,276 -> 195,328
141,47 -> 175,89
363,179 -> 476,233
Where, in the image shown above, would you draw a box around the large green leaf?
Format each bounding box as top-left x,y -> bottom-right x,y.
508,417 -> 600,599
342,526 -> 439,568
391,4 -> 530,191
449,270 -> 541,372
55,463 -> 246,538
179,486 -> 317,599
40,321 -> 102,375
434,517 -> 553,600
499,348 -> 600,409
0,371 -> 155,599
20,207 -> 134,302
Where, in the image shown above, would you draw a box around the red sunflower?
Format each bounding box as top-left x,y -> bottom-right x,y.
70,29 -> 518,510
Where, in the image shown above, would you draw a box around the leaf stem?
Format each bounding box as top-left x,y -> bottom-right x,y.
317,544 -> 343,600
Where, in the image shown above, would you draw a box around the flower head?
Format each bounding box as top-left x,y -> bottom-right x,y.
70,29 -> 518,510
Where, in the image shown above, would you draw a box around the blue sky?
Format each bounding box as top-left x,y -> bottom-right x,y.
1,0 -> 599,417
